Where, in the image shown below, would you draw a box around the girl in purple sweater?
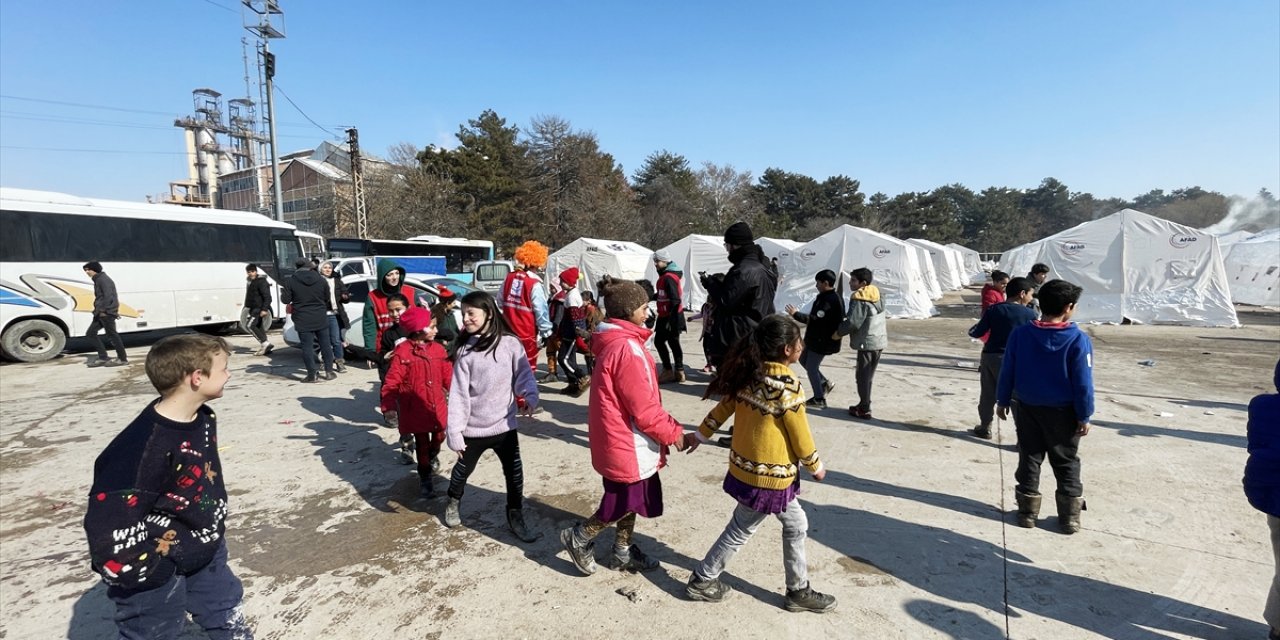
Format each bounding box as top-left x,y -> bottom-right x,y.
444,291 -> 541,542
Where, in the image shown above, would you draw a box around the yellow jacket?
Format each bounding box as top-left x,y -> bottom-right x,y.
696,362 -> 824,489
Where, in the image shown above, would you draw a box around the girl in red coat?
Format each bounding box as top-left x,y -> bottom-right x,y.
559,277 -> 687,575
380,306 -> 453,498
977,271 -> 1010,343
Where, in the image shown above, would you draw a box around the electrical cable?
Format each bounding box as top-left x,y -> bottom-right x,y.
271,83 -> 342,139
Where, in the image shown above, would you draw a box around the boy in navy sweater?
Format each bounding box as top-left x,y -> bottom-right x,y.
83,334 -> 253,639
997,279 -> 1094,534
968,277 -> 1037,439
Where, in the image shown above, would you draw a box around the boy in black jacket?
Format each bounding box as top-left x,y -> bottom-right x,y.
785,269 -> 844,409
83,334 -> 253,639
243,263 -> 273,356
967,277 -> 1037,439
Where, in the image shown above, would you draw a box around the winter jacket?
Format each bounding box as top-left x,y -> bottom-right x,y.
996,321 -> 1095,421
446,334 -> 539,452
1245,361 -> 1280,517
381,340 -> 453,436
556,288 -> 588,341
980,284 -> 1005,313
282,268 -> 330,332
587,320 -> 685,483
363,259 -> 413,349
84,401 -> 229,593
244,276 -> 271,314
693,361 -> 824,490
91,271 -> 120,318
839,284 -> 887,352
655,262 -> 684,318
704,245 -> 778,363
792,289 -> 844,356
968,301 -> 1037,354
434,306 -> 461,358
323,272 -> 351,330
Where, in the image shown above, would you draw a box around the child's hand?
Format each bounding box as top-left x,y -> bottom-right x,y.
383,352 -> 393,361
1076,421 -> 1091,436
812,468 -> 827,482
682,432 -> 701,454
996,405 -> 1010,421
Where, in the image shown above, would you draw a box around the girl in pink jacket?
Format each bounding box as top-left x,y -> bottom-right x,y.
560,277 -> 686,575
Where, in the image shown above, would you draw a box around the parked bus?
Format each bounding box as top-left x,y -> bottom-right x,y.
0,188 -> 305,362
296,230 -> 326,260
403,235 -> 495,283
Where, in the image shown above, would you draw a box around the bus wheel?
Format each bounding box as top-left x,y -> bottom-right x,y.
1,319 -> 67,363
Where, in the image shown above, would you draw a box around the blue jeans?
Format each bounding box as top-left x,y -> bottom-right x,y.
326,314 -> 345,361
694,499 -> 811,591
800,351 -> 828,401
298,324 -> 335,376
107,542 -> 252,640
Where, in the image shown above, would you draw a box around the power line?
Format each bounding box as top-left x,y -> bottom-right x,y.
272,83 -> 341,139
0,145 -> 188,155
199,0 -> 239,13
0,111 -> 326,140
0,93 -> 327,129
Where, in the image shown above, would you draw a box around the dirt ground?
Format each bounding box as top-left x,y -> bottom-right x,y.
2,289 -> 1278,640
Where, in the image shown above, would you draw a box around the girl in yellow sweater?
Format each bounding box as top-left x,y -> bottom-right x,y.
682,314 -> 836,613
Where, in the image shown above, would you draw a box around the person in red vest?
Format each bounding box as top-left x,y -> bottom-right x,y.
499,241 -> 553,374
363,258 -> 425,377
652,250 -> 688,383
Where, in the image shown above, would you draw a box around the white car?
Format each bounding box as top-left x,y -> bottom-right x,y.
282,273 -> 441,350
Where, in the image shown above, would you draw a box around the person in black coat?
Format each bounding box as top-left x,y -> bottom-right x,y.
700,221 -> 778,368
244,263 -> 274,356
282,258 -> 336,382
82,261 -> 129,366
785,269 -> 844,409
318,261 -> 350,372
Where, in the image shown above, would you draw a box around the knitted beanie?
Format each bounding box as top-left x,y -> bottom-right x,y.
399,306 -> 432,334
600,277 -> 650,319
724,221 -> 754,246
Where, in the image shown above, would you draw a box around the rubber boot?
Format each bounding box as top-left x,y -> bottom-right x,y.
1056,494 -> 1084,534
1015,489 -> 1041,528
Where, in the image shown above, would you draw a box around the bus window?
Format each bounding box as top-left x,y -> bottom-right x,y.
273,235 -> 303,279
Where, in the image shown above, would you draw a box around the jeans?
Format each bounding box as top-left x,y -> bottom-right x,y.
448,430 -> 524,510
1013,402 -> 1083,498
854,350 -> 882,411
107,543 -> 252,640
800,351 -> 829,401
325,314 -> 345,361
87,314 -> 128,360
977,351 -> 1003,427
245,310 -> 269,344
298,324 -> 335,376
694,499 -> 810,591
654,316 -> 684,370
556,337 -> 584,383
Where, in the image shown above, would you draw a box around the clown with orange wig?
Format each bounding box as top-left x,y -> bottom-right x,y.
499,240 -> 554,373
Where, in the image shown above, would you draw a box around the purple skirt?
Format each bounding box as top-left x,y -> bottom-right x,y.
593,474 -> 664,522
723,472 -> 800,515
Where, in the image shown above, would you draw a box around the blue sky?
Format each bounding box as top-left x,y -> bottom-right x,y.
2,1 -> 1277,203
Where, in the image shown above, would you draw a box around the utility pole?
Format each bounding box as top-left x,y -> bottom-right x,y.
347,128 -> 368,239
244,1 -> 286,222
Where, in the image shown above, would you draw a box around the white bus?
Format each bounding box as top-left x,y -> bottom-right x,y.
296,231 -> 326,260
402,235 -> 495,283
0,188 -> 306,362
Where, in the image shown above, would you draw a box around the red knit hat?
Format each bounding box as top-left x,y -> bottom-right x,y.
399,306 -> 432,334
436,284 -> 456,300
560,267 -> 581,287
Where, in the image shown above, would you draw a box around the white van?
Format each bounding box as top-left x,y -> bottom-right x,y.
472,260 -> 515,294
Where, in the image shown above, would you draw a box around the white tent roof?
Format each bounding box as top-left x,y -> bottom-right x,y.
1224,229 -> 1280,307
947,242 -> 985,284
548,238 -> 653,294
998,209 -> 1239,326
642,234 -> 733,310
775,225 -> 937,319
757,237 -> 803,260
907,238 -> 967,290
909,244 -> 943,299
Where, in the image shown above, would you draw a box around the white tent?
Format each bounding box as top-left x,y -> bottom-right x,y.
775,225 -> 937,319
907,238 -> 966,290
1223,229 -> 1280,307
947,242 -> 986,284
757,237 -> 803,262
997,209 -> 1239,326
642,234 -> 733,310
910,244 -> 944,300
548,238 -> 653,294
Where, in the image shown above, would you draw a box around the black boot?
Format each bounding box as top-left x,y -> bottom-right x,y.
1056,494 -> 1085,534
1015,489 -> 1041,528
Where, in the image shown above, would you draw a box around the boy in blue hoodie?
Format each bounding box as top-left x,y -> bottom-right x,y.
1245,359 -> 1280,639
996,279 -> 1094,534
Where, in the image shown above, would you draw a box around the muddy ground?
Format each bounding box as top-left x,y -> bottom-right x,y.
2,289 -> 1278,639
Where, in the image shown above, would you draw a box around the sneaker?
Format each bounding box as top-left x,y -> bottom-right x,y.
559,527 -> 598,575
301,374 -> 319,383
686,574 -> 732,603
398,438 -> 415,465
507,508 -> 540,542
443,498 -> 461,528
323,371 -> 337,381
805,398 -> 827,409
609,544 -> 660,573
848,406 -> 873,420
972,425 -> 993,440
657,368 -> 677,384
334,361 -> 347,373
104,358 -> 129,367
559,382 -> 578,395
784,585 -> 837,613
429,455 -> 441,474
822,380 -> 835,396
675,369 -> 687,383
261,344 -> 275,356
537,371 -> 558,383
87,358 -> 110,368
700,364 -> 714,374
